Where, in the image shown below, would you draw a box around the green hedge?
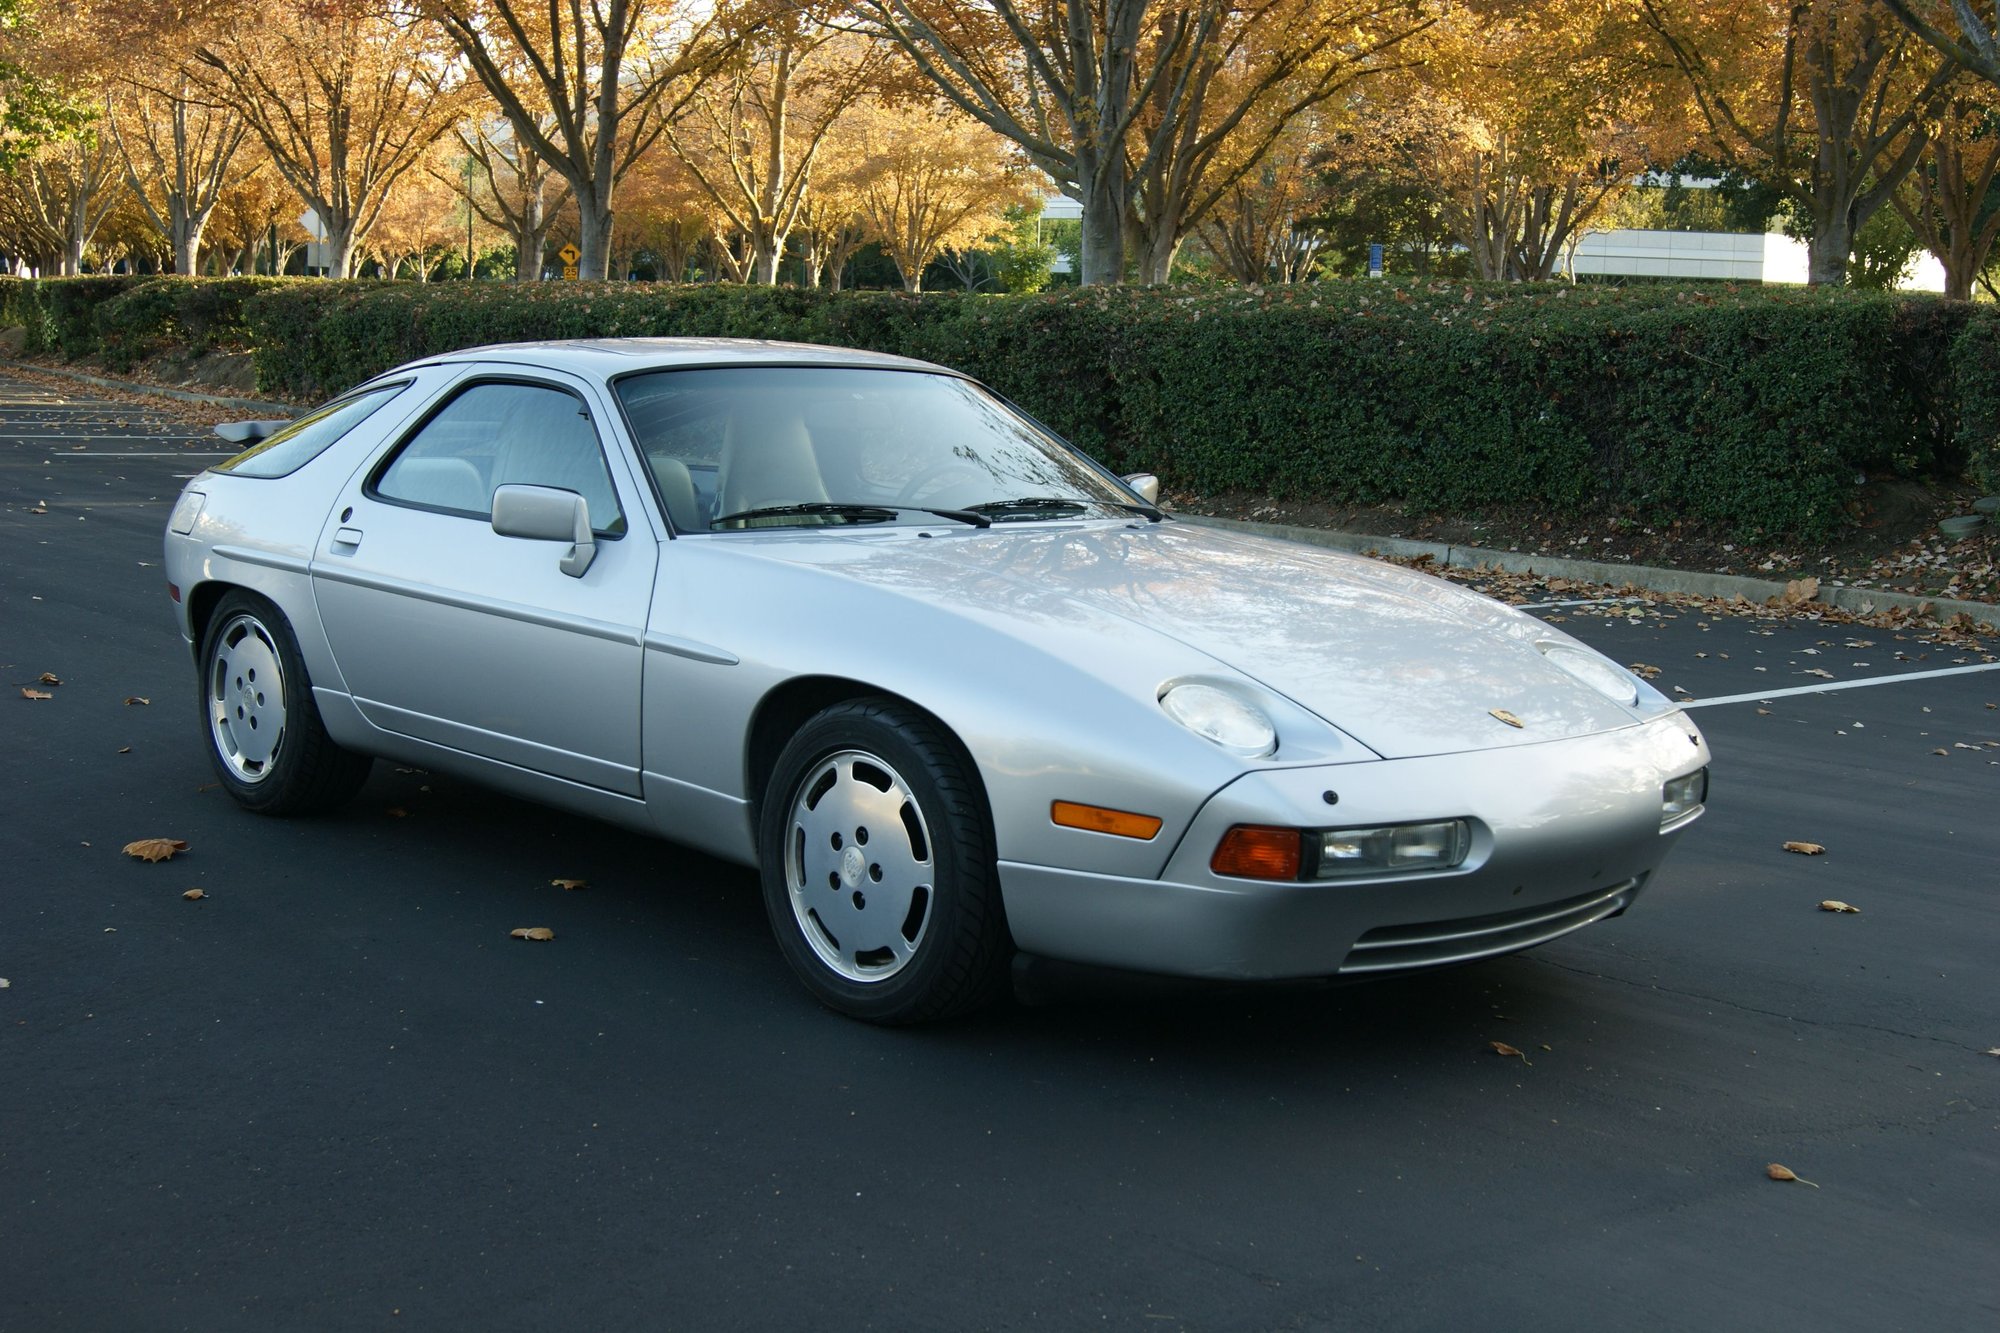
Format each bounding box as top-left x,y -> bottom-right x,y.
6,274 -> 1996,539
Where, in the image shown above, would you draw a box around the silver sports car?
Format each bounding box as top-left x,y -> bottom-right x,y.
164,338 -> 1709,1023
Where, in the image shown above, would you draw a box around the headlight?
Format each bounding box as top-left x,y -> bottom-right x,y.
1159,682 -> 1276,757
1210,818 -> 1472,882
168,489 -> 206,535
1316,819 -> 1470,878
1538,641 -> 1640,705
1662,768 -> 1707,829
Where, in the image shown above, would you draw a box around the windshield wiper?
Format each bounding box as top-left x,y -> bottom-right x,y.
964,496 -> 1091,521
711,501 -> 990,529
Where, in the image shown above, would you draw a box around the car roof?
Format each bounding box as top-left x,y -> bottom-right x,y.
413,337 -> 952,377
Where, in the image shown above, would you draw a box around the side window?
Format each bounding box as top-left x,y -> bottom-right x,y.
214,382 -> 408,478
374,381 -> 626,536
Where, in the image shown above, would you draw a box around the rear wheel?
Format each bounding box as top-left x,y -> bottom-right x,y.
199,591 -> 371,814
759,699 -> 1010,1024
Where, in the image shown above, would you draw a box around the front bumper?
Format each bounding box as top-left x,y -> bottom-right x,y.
998,712 -> 1708,980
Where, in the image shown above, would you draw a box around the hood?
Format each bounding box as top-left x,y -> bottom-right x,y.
731,520 -> 1666,761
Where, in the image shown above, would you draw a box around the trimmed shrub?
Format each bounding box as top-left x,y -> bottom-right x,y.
11,273 -> 2000,539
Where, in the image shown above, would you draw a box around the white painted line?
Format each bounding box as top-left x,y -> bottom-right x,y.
1682,660 -> 2000,708
1518,597 -> 1647,611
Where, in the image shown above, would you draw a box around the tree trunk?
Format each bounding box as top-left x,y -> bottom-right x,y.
1807,219 -> 1850,286
753,237 -> 782,285
1077,161 -> 1125,285
576,184 -> 615,281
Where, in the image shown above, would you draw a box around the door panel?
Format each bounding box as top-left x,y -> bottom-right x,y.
311,376 -> 656,795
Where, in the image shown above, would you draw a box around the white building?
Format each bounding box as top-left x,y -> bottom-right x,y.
1566,228 -> 1945,291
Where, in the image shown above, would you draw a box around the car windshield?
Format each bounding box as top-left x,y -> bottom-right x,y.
613,366 -> 1143,532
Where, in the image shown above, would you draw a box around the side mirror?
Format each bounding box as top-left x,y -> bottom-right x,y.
491,484 -> 595,577
1122,472 -> 1161,505
213,419 -> 293,444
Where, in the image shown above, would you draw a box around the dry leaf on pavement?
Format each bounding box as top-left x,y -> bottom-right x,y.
21,688 -> 52,700
1782,841 -> 1826,855
1818,900 -> 1860,914
182,889 -> 207,901
37,672 -> 60,685
550,878 -> 587,891
1766,1163 -> 1819,1187
123,838 -> 189,862
510,927 -> 555,941
123,696 -> 149,706
1489,1041 -> 1531,1064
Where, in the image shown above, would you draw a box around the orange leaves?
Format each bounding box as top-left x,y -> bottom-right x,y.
1766,1163 -> 1818,1188
1782,841 -> 1825,855
124,838 -> 189,863
20,688 -> 52,701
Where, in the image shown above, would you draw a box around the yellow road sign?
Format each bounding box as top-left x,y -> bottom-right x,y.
558,243 -> 580,265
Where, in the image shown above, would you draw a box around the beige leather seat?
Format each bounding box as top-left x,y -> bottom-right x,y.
716,404 -> 825,523
388,457 -> 488,514
648,455 -> 704,532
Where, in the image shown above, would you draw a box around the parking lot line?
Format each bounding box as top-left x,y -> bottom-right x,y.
1682,660 -> 2000,708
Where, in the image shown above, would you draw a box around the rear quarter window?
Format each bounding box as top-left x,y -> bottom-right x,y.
213,383 -> 409,479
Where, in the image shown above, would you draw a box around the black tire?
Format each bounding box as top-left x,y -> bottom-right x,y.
197,590 -> 372,815
758,699 -> 1011,1024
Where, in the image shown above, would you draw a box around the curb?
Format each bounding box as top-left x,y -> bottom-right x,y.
1178,514 -> 1999,631
0,356 -> 300,416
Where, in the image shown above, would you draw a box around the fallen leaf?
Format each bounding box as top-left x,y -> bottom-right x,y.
1766,1163 -> 1819,1188
1778,577 -> 1820,607
510,926 -> 555,942
1932,748 -> 1949,756
123,838 -> 189,863
182,888 -> 207,901
21,688 -> 52,701
0,978 -> 10,988
29,503 -> 48,514
1984,1048 -> 2000,1057
550,878 -> 588,891
1801,667 -> 1835,679
1818,900 -> 1860,914
1782,841 -> 1825,855
37,672 -> 60,685
1488,708 -> 1524,729
1489,1040 -> 1531,1065
384,807 -> 409,819
116,746 -> 131,754
123,696 -> 149,706
1756,708 -> 1772,715
1628,662 -> 1662,679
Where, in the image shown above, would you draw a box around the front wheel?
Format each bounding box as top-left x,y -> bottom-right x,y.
198,591 -> 372,815
759,699 -> 1011,1024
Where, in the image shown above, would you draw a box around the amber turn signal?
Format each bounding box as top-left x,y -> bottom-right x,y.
1210,825 -> 1303,880
1051,800 -> 1164,840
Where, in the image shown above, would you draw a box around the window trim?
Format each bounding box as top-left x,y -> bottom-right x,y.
212,379 -> 414,479
364,374 -> 628,540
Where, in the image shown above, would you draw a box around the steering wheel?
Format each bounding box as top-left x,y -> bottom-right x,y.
895,461 -> 986,505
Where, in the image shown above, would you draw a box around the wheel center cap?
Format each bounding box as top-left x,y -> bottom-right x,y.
839,845 -> 866,887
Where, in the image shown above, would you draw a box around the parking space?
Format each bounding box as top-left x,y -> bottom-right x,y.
3,370 -> 1995,1332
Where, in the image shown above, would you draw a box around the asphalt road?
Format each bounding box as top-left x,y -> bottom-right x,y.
3,371 -> 1996,1332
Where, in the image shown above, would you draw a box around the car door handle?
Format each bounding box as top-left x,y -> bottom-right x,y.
332,527 -> 363,548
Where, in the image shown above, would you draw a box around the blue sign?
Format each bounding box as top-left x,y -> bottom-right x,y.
1368,243 -> 1384,278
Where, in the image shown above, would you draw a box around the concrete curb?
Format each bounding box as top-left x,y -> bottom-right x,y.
0,356 -> 300,416
1177,513 -> 1999,630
